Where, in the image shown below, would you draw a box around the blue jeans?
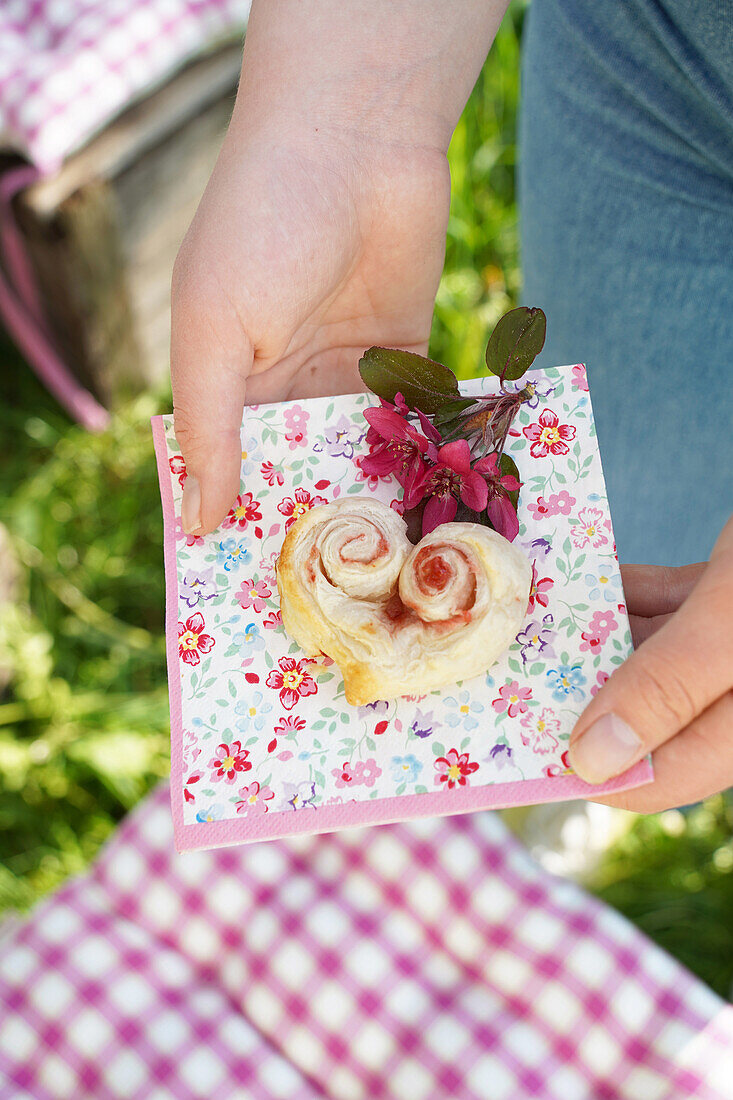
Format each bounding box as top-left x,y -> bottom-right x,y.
519,0 -> 733,565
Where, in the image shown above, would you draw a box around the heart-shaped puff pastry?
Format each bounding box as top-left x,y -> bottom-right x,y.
276,498 -> 532,706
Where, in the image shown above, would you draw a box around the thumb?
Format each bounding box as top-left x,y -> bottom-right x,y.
170,275 -> 253,535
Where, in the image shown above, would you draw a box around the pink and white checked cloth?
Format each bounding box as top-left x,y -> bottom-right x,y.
1,784 -> 731,1099
0,0 -> 249,173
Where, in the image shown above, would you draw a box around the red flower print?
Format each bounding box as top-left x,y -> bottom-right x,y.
222,492 -> 262,531
528,561 -> 553,612
523,409 -> 576,458
237,577 -> 272,613
263,610 -> 283,630
178,612 -> 215,666
277,488 -> 328,530
354,463 -> 380,492
261,460 -> 284,486
169,455 -> 187,488
183,770 -> 202,803
493,680 -> 533,718
543,750 -> 574,778
209,741 -> 252,784
236,780 -> 275,816
266,657 -> 318,710
274,714 -> 307,736
174,517 -> 204,547
434,748 -> 479,790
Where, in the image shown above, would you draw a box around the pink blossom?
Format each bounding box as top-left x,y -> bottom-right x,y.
493,681 -> 533,718
571,365 -> 589,392
522,409 -> 576,458
237,578 -> 272,613
519,707 -> 561,755
360,405 -> 438,487
236,781 -> 275,816
262,610 -> 283,630
473,452 -> 522,542
265,657 -> 318,709
571,507 -> 609,550
412,439 -> 489,533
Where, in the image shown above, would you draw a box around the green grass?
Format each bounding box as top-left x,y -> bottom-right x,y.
1,5 -> 732,998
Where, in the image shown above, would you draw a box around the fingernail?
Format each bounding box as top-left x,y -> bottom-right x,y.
569,713 -> 642,784
181,476 -> 203,535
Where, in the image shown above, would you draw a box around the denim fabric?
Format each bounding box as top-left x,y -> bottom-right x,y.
519,0 -> 733,565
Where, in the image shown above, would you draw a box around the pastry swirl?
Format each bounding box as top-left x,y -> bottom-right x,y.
276,498 -> 531,706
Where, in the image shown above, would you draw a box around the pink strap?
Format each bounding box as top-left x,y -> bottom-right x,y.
0,165 -> 110,432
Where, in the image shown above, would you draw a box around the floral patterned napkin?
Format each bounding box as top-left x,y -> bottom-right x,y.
152,365 -> 653,851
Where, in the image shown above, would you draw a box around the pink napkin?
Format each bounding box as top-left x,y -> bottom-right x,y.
153,365 -> 652,852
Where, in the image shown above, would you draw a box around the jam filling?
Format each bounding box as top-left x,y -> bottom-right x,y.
338,529 -> 389,564
412,544 -> 477,611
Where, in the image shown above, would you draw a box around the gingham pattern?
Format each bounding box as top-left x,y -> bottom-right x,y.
0,0 -> 249,173
1,786 -> 731,1099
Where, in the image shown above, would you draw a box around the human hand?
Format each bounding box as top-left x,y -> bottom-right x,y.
568,515 -> 733,812
170,0 -> 508,536
171,133 -> 449,535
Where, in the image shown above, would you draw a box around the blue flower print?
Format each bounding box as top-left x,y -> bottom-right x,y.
232,622 -> 265,653
234,691 -> 273,732
584,570 -> 622,604
195,805 -> 224,823
215,538 -> 251,572
239,435 -> 264,477
443,690 -> 485,730
546,664 -> 586,702
390,754 -> 422,784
